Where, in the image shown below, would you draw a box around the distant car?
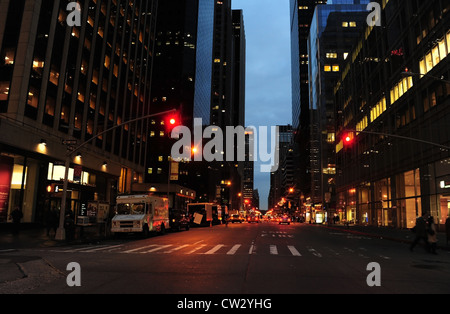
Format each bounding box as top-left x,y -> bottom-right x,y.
247,215 -> 260,223
169,210 -> 190,231
229,214 -> 243,223
278,215 -> 291,225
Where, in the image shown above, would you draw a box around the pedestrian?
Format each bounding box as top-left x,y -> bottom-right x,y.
410,212 -> 429,252
44,207 -> 58,237
9,207 -> 23,235
427,216 -> 437,254
446,216 -> 450,246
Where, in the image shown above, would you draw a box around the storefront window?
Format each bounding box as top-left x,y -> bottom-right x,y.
47,162 -> 90,185
397,169 -> 422,228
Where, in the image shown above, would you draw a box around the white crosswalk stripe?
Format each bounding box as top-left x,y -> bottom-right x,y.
142,245 -> 172,253
36,243 -> 390,260
227,244 -> 242,255
269,245 -> 278,255
287,245 -> 302,256
204,244 -> 225,255
186,244 -> 207,254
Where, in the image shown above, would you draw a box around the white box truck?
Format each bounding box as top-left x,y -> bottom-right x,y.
111,195 -> 169,236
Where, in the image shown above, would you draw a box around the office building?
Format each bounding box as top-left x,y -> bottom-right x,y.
307,2 -> 369,220
334,0 -> 450,229
143,0 -> 214,205
0,0 -> 158,224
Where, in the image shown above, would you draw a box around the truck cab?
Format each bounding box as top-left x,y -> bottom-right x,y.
111,195 -> 169,236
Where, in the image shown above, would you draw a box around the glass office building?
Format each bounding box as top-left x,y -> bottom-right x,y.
0,0 -> 158,224
307,2 -> 369,215
334,0 -> 450,229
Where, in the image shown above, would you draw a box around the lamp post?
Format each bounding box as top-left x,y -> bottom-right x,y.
402,71 -> 450,85
55,109 -> 177,240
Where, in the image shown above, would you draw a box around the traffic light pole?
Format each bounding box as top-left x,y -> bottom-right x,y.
343,129 -> 450,151
55,109 -> 177,241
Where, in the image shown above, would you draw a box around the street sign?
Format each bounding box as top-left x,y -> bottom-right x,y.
62,139 -> 78,145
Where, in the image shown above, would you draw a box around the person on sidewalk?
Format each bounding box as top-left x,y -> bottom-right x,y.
427,216 -> 437,254
9,207 -> 23,235
410,212 -> 429,252
446,216 -> 450,246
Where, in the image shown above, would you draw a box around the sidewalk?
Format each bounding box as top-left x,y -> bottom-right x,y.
318,223 -> 450,251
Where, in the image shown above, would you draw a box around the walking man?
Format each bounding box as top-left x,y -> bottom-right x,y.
410,212 -> 429,252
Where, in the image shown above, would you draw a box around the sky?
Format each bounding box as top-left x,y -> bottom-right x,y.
232,0 -> 292,211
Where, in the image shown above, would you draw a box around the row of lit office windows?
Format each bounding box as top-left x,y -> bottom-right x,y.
419,31 -> 450,77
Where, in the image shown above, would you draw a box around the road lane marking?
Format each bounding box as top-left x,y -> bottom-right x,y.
142,245 -> 172,253
64,245 -> 111,253
164,244 -> 190,254
227,244 -> 242,255
204,244 -> 225,255
186,244 -> 207,254
307,247 -> 322,258
270,245 -> 278,255
122,244 -> 158,253
249,245 -> 256,255
287,246 -> 302,256
81,245 -> 124,252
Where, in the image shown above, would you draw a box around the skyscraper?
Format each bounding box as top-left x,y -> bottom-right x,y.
307,2 -> 369,220
144,0 -> 214,195
0,0 -> 158,223
290,0 -> 329,205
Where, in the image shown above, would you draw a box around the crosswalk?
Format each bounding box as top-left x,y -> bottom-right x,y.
36,243 -> 392,259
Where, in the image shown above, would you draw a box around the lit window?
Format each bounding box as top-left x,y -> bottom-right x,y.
342,22 -> 348,27
349,21 -> 357,27
324,65 -> 331,72
343,52 -> 349,60
332,65 -> 340,72
326,52 -> 337,59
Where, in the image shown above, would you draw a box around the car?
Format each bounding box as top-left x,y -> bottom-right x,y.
229,214 -> 243,223
169,210 -> 190,231
278,215 -> 291,225
247,215 -> 260,223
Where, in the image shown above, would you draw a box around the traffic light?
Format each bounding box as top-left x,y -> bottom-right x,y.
343,132 -> 354,148
165,112 -> 181,133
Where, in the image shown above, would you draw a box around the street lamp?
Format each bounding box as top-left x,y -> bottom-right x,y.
55,109 -> 177,241
401,71 -> 450,84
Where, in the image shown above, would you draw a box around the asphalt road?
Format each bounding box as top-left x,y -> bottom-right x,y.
3,222 -> 450,295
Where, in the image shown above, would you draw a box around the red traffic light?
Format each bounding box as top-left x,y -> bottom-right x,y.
343,132 -> 354,147
165,113 -> 181,131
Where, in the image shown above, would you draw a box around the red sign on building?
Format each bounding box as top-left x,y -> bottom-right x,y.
0,156 -> 14,222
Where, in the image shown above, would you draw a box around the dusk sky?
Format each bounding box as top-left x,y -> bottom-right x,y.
232,0 -> 292,211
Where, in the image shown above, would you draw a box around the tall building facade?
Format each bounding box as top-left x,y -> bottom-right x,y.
268,125 -> 293,211
334,0 -> 450,229
144,0 -> 214,204
307,2 -> 369,219
290,0 -> 329,205
0,0 -> 158,224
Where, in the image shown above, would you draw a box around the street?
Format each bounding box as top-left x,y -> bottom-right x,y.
2,222 -> 450,295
